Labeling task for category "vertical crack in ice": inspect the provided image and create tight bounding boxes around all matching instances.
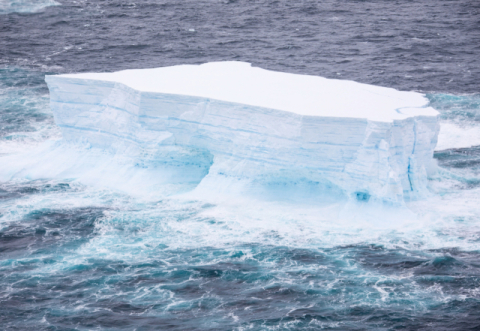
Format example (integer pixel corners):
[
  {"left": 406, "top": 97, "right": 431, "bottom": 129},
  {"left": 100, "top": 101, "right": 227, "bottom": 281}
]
[{"left": 407, "top": 120, "right": 417, "bottom": 192}]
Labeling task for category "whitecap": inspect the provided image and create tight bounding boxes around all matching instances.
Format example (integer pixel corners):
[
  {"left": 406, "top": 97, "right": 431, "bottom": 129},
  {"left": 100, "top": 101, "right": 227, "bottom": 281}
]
[{"left": 0, "top": 0, "right": 60, "bottom": 14}]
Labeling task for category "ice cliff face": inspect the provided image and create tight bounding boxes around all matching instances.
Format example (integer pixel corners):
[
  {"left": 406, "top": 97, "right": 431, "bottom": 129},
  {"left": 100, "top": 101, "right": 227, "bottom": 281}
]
[{"left": 45, "top": 62, "right": 439, "bottom": 204}]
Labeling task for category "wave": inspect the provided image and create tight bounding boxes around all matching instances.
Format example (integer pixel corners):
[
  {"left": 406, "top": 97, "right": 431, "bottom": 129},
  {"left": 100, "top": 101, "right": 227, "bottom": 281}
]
[
  {"left": 0, "top": 67, "right": 60, "bottom": 151},
  {"left": 2, "top": 180, "right": 479, "bottom": 330}
]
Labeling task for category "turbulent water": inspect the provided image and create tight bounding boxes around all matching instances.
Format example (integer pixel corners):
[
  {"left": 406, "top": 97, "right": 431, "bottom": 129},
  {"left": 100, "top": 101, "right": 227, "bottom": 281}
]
[{"left": 1, "top": 1, "right": 480, "bottom": 330}]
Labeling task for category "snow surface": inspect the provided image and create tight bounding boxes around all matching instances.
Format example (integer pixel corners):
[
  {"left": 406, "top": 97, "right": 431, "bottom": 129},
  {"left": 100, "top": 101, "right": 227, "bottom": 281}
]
[
  {"left": 61, "top": 61, "right": 437, "bottom": 123},
  {"left": 45, "top": 62, "right": 440, "bottom": 204}
]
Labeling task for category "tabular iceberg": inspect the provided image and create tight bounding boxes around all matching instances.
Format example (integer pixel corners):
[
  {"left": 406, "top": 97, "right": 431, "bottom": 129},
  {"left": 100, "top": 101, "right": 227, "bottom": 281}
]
[{"left": 45, "top": 61, "right": 439, "bottom": 204}]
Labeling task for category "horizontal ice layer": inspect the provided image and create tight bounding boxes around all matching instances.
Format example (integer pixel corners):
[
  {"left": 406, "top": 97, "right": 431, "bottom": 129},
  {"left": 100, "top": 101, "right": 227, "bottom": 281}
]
[{"left": 46, "top": 62, "right": 439, "bottom": 203}]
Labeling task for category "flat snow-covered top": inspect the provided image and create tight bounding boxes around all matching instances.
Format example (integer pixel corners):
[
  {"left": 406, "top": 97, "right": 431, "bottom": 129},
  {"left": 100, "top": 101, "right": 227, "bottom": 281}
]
[{"left": 59, "top": 61, "right": 438, "bottom": 122}]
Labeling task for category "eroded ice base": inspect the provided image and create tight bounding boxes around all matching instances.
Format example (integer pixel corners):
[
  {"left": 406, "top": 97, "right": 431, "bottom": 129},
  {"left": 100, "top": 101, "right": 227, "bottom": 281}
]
[{"left": 43, "top": 62, "right": 439, "bottom": 204}]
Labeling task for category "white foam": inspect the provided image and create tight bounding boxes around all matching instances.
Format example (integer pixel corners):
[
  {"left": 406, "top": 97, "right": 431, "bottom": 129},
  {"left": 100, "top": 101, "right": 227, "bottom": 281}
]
[
  {"left": 60, "top": 61, "right": 438, "bottom": 122},
  {"left": 436, "top": 121, "right": 480, "bottom": 151}
]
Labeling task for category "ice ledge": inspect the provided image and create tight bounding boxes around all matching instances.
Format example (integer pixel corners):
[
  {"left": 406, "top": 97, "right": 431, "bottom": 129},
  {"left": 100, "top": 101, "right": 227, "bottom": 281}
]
[
  {"left": 45, "top": 62, "right": 440, "bottom": 204},
  {"left": 57, "top": 61, "right": 438, "bottom": 123}
]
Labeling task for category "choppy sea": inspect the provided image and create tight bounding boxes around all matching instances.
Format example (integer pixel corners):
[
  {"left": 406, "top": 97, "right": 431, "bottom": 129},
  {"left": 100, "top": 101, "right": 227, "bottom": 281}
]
[{"left": 1, "top": 1, "right": 480, "bottom": 330}]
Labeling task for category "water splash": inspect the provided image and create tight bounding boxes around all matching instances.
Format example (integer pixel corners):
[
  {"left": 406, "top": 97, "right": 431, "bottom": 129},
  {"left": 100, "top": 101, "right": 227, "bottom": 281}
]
[{"left": 429, "top": 93, "right": 480, "bottom": 151}]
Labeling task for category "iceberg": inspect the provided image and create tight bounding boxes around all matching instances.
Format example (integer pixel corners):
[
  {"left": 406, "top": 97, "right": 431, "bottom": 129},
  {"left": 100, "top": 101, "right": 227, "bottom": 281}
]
[{"left": 45, "top": 62, "right": 439, "bottom": 204}]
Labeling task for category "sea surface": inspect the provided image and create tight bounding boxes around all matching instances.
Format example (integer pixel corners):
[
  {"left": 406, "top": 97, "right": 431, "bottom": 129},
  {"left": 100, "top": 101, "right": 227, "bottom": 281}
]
[{"left": 1, "top": 1, "right": 480, "bottom": 330}]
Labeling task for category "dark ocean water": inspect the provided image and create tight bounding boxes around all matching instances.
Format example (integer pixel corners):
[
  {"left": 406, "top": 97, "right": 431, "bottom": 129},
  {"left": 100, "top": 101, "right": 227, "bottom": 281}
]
[{"left": 1, "top": 1, "right": 480, "bottom": 330}]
